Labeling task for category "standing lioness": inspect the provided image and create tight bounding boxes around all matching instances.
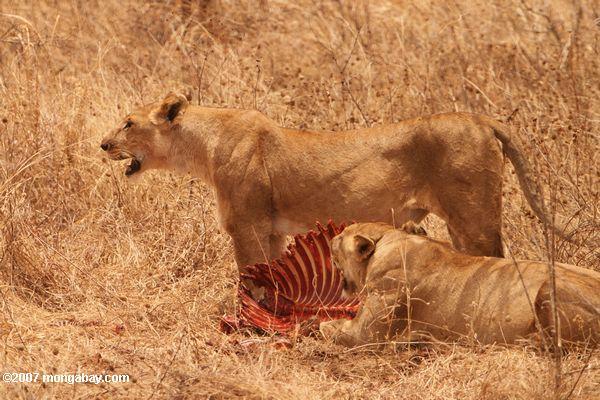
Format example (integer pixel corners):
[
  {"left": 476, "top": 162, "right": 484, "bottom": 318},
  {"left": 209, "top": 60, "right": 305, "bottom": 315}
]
[
  {"left": 101, "top": 93, "right": 556, "bottom": 268},
  {"left": 321, "top": 222, "right": 599, "bottom": 347}
]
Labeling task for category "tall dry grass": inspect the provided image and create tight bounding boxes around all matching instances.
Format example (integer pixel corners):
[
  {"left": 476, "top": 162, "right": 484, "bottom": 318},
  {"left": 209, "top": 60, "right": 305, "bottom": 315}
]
[{"left": 0, "top": 0, "right": 598, "bottom": 398}]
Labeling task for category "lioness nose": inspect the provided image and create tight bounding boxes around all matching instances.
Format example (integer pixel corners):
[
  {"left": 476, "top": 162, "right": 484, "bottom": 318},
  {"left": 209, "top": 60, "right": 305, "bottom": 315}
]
[{"left": 100, "top": 142, "right": 111, "bottom": 151}]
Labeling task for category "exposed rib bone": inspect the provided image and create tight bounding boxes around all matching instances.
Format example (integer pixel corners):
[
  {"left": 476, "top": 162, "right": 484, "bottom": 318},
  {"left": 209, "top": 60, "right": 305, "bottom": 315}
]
[{"left": 221, "top": 220, "right": 360, "bottom": 334}]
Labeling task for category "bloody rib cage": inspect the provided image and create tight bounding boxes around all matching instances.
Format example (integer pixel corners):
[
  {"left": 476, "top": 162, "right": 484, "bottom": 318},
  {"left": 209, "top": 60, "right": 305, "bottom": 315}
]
[{"left": 221, "top": 221, "right": 360, "bottom": 334}]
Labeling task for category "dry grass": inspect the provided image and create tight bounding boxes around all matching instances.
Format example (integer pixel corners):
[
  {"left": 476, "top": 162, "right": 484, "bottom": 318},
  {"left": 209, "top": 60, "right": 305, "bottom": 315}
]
[{"left": 0, "top": 0, "right": 599, "bottom": 398}]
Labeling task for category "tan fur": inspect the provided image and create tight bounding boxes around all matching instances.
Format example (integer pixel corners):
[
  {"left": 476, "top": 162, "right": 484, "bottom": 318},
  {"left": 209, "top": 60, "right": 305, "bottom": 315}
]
[
  {"left": 322, "top": 223, "right": 600, "bottom": 347},
  {"left": 101, "top": 92, "right": 557, "bottom": 268}
]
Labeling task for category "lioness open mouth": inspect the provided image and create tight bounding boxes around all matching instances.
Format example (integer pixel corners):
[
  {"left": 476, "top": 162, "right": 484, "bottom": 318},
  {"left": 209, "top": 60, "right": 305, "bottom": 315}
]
[{"left": 125, "top": 158, "right": 141, "bottom": 176}]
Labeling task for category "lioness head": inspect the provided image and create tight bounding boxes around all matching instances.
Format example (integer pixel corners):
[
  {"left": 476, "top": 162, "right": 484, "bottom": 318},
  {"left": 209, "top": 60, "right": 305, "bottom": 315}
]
[
  {"left": 331, "top": 222, "right": 428, "bottom": 297},
  {"left": 331, "top": 222, "right": 393, "bottom": 297},
  {"left": 100, "top": 93, "right": 189, "bottom": 177}
]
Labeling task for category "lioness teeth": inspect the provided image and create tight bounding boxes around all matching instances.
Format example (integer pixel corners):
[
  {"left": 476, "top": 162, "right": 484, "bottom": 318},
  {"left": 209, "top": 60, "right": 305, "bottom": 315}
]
[{"left": 125, "top": 158, "right": 141, "bottom": 176}]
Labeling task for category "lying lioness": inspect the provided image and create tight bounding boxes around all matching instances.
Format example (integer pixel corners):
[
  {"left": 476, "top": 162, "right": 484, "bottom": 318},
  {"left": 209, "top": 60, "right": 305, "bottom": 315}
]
[
  {"left": 101, "top": 93, "right": 560, "bottom": 269},
  {"left": 320, "top": 222, "right": 599, "bottom": 347}
]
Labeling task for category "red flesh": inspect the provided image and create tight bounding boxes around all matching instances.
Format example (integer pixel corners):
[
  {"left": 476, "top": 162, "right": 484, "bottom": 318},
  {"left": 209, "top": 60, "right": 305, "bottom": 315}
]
[{"left": 222, "top": 221, "right": 360, "bottom": 334}]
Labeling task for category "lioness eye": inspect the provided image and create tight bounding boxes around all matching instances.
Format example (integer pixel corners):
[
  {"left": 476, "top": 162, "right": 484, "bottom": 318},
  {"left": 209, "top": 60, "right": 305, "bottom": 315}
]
[{"left": 123, "top": 120, "right": 133, "bottom": 130}]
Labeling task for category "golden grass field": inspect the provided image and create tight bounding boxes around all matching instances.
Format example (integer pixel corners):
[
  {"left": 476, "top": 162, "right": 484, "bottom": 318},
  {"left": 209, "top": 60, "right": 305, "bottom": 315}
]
[{"left": 1, "top": 0, "right": 599, "bottom": 398}]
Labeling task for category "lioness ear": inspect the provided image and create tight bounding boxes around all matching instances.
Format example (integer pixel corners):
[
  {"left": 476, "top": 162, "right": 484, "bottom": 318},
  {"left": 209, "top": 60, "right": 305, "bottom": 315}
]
[
  {"left": 150, "top": 92, "right": 189, "bottom": 125},
  {"left": 400, "top": 221, "right": 428, "bottom": 236},
  {"left": 353, "top": 235, "right": 376, "bottom": 261}
]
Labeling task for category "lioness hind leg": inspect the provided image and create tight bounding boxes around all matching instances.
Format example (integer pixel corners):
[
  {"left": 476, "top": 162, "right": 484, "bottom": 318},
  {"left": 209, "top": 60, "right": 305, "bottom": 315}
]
[
  {"left": 445, "top": 216, "right": 503, "bottom": 257},
  {"left": 535, "top": 280, "right": 600, "bottom": 348},
  {"left": 441, "top": 184, "right": 504, "bottom": 257},
  {"left": 394, "top": 208, "right": 429, "bottom": 227}
]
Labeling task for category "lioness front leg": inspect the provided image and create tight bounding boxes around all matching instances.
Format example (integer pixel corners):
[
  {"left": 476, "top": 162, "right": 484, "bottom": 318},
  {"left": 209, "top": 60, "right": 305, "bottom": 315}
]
[
  {"left": 320, "top": 293, "right": 402, "bottom": 347},
  {"left": 217, "top": 187, "right": 287, "bottom": 268},
  {"left": 226, "top": 223, "right": 285, "bottom": 300},
  {"left": 220, "top": 199, "right": 288, "bottom": 299},
  {"left": 231, "top": 232, "right": 266, "bottom": 267},
  {"left": 228, "top": 226, "right": 284, "bottom": 267}
]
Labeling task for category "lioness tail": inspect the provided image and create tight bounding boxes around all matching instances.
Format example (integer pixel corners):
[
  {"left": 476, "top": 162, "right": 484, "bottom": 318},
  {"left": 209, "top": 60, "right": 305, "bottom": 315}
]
[{"left": 483, "top": 116, "right": 568, "bottom": 239}]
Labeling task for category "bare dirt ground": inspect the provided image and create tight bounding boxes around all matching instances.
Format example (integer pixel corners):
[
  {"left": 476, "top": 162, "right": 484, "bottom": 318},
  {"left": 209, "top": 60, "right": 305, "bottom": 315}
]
[{"left": 0, "top": 0, "right": 598, "bottom": 398}]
